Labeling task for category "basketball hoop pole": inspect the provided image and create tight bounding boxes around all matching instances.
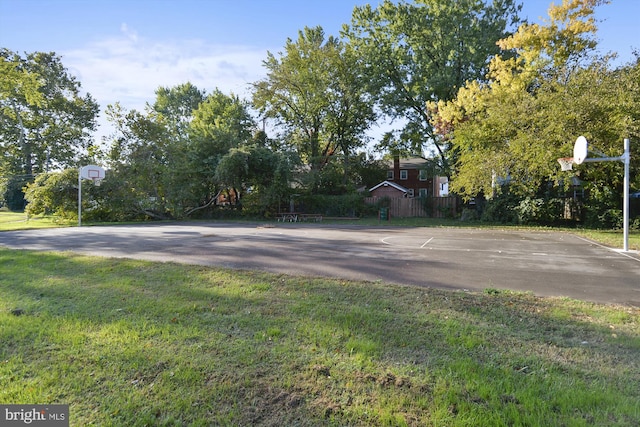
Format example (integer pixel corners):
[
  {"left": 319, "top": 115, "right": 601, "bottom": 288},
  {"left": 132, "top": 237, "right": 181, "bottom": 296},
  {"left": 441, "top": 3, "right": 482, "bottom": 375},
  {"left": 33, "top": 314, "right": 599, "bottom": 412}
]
[
  {"left": 78, "top": 165, "right": 106, "bottom": 227},
  {"left": 78, "top": 167, "right": 82, "bottom": 227},
  {"left": 592, "top": 138, "right": 630, "bottom": 252},
  {"left": 569, "top": 138, "right": 630, "bottom": 251},
  {"left": 623, "top": 138, "right": 630, "bottom": 252}
]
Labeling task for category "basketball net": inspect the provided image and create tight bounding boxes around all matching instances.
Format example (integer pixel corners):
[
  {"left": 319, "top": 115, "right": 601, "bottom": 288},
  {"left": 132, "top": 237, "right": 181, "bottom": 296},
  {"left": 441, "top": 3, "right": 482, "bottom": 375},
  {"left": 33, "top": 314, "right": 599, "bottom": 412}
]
[{"left": 557, "top": 157, "right": 574, "bottom": 171}]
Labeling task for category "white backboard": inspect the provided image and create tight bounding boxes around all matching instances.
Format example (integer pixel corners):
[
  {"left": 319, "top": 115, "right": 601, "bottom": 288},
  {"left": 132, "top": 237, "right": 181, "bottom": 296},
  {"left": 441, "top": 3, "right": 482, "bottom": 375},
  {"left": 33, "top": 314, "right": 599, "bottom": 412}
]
[
  {"left": 80, "top": 165, "right": 105, "bottom": 180},
  {"left": 573, "top": 136, "right": 588, "bottom": 165}
]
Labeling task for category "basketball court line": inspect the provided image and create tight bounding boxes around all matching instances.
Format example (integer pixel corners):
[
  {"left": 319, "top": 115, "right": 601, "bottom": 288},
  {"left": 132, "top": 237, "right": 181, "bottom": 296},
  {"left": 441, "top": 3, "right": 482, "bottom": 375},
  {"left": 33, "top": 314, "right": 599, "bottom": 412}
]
[
  {"left": 420, "top": 237, "right": 434, "bottom": 248},
  {"left": 378, "top": 231, "right": 640, "bottom": 264},
  {"left": 573, "top": 235, "right": 640, "bottom": 263}
]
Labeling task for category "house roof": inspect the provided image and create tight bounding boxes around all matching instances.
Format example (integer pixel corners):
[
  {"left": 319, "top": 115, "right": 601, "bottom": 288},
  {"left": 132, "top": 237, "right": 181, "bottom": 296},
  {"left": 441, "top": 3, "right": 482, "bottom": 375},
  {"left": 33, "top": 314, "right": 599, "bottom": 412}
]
[
  {"left": 369, "top": 180, "right": 409, "bottom": 193},
  {"left": 387, "top": 157, "right": 430, "bottom": 169}
]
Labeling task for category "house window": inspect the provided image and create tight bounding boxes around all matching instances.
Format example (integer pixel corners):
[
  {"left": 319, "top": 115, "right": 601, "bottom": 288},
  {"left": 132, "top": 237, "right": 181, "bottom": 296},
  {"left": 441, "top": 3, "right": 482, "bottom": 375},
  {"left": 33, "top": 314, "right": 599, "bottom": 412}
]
[
  {"left": 407, "top": 189, "right": 414, "bottom": 197},
  {"left": 400, "top": 170, "right": 408, "bottom": 180},
  {"left": 419, "top": 169, "right": 428, "bottom": 181},
  {"left": 419, "top": 188, "right": 428, "bottom": 197},
  {"left": 387, "top": 170, "right": 394, "bottom": 180}
]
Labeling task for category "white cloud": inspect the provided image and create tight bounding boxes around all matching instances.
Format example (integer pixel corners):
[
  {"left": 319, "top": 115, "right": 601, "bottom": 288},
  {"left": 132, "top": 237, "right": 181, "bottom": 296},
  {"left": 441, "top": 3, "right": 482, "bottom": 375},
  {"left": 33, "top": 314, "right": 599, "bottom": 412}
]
[
  {"left": 61, "top": 25, "right": 269, "bottom": 141},
  {"left": 119, "top": 23, "right": 139, "bottom": 43}
]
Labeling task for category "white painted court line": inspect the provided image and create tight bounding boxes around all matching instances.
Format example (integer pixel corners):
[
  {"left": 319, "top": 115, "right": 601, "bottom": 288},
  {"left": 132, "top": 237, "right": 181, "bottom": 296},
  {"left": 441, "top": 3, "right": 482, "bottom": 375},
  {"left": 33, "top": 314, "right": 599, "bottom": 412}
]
[
  {"left": 378, "top": 233, "right": 636, "bottom": 262},
  {"left": 573, "top": 235, "right": 640, "bottom": 263},
  {"left": 421, "top": 237, "right": 434, "bottom": 248},
  {"left": 380, "top": 236, "right": 435, "bottom": 248},
  {"left": 380, "top": 236, "right": 393, "bottom": 245}
]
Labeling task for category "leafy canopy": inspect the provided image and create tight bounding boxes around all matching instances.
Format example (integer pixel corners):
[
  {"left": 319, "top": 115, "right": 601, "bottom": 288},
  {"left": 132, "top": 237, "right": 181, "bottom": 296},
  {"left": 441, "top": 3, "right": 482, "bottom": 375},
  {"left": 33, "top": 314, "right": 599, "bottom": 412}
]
[
  {"left": 252, "top": 25, "right": 376, "bottom": 192},
  {"left": 1, "top": 49, "right": 99, "bottom": 209},
  {"left": 431, "top": 0, "right": 640, "bottom": 200},
  {"left": 344, "top": 0, "right": 522, "bottom": 168}
]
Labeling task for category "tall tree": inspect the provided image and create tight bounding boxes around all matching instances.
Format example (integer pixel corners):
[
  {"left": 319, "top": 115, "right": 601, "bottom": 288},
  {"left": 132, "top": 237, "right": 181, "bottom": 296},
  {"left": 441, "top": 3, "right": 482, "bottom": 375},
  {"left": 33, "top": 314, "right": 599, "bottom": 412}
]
[
  {"left": 430, "top": 0, "right": 638, "bottom": 200},
  {"left": 324, "top": 42, "right": 377, "bottom": 186},
  {"left": 149, "top": 83, "right": 206, "bottom": 215},
  {"left": 344, "top": 0, "right": 522, "bottom": 170},
  {"left": 252, "top": 26, "right": 376, "bottom": 190},
  {"left": 0, "top": 50, "right": 99, "bottom": 175},
  {"left": 0, "top": 52, "right": 43, "bottom": 108},
  {"left": 0, "top": 49, "right": 99, "bottom": 207},
  {"left": 106, "top": 102, "right": 174, "bottom": 218},
  {"left": 187, "top": 89, "right": 255, "bottom": 203},
  {"left": 150, "top": 82, "right": 205, "bottom": 136}
]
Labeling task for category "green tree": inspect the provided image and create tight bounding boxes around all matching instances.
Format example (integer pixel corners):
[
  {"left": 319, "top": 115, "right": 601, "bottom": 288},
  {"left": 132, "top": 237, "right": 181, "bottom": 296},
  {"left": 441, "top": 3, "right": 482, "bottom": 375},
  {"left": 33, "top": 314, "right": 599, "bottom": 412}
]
[
  {"left": 187, "top": 89, "right": 255, "bottom": 211},
  {"left": 23, "top": 169, "right": 78, "bottom": 220},
  {"left": 149, "top": 83, "right": 206, "bottom": 216},
  {"left": 24, "top": 167, "right": 118, "bottom": 222},
  {"left": 215, "top": 143, "right": 294, "bottom": 215},
  {"left": 350, "top": 153, "right": 389, "bottom": 190},
  {"left": 252, "top": 26, "right": 376, "bottom": 191},
  {"left": 430, "top": 1, "right": 611, "bottom": 197},
  {"left": 344, "top": 0, "right": 522, "bottom": 170},
  {"left": 432, "top": 0, "right": 639, "bottom": 221},
  {"left": 322, "top": 41, "right": 377, "bottom": 187},
  {"left": 0, "top": 51, "right": 43, "bottom": 107},
  {"left": 152, "top": 83, "right": 205, "bottom": 132},
  {"left": 104, "top": 86, "right": 255, "bottom": 219},
  {"left": 0, "top": 49, "right": 99, "bottom": 208},
  {"left": 106, "top": 103, "right": 174, "bottom": 218}
]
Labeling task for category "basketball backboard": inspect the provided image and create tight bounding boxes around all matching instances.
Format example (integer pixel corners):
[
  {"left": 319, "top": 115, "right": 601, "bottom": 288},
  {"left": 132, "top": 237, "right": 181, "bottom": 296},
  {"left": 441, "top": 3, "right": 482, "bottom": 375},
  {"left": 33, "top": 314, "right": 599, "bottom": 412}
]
[
  {"left": 80, "top": 165, "right": 105, "bottom": 180},
  {"left": 573, "top": 136, "right": 588, "bottom": 165}
]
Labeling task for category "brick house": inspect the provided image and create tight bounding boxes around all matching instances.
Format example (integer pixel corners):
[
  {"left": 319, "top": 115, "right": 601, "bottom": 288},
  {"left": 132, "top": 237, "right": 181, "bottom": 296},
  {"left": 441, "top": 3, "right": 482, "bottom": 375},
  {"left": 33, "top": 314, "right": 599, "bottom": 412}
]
[
  {"left": 368, "top": 180, "right": 409, "bottom": 198},
  {"left": 367, "top": 156, "right": 456, "bottom": 218},
  {"left": 382, "top": 156, "right": 448, "bottom": 198}
]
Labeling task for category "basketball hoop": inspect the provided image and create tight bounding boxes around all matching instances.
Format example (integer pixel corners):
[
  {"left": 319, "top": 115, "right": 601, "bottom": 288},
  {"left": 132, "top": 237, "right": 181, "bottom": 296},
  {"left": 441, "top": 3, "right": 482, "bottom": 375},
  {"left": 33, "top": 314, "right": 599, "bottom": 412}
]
[
  {"left": 557, "top": 157, "right": 574, "bottom": 171},
  {"left": 78, "top": 165, "right": 106, "bottom": 227}
]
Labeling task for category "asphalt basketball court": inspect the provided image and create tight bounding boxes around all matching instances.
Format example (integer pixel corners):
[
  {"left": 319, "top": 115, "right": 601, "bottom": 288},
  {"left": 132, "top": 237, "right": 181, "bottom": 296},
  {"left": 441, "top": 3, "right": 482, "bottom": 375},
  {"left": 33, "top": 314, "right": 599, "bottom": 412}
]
[{"left": 1, "top": 223, "right": 639, "bottom": 306}]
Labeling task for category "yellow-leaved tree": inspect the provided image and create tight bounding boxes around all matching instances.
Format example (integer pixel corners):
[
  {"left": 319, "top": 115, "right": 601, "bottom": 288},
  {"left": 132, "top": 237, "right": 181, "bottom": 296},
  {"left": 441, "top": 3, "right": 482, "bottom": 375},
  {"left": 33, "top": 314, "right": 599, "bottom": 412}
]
[{"left": 430, "top": 0, "right": 639, "bottom": 207}]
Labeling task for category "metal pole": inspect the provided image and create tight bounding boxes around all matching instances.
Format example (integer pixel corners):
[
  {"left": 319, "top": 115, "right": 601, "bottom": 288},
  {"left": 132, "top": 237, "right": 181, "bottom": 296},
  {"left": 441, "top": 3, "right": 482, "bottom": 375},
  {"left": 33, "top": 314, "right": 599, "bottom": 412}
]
[
  {"left": 579, "top": 138, "right": 631, "bottom": 252},
  {"left": 78, "top": 168, "right": 82, "bottom": 227},
  {"left": 623, "top": 139, "right": 630, "bottom": 252}
]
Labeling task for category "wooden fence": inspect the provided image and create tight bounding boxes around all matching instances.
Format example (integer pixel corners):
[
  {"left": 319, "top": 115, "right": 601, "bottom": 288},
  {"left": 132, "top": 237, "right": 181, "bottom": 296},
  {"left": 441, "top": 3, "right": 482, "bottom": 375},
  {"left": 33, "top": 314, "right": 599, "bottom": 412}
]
[{"left": 364, "top": 196, "right": 459, "bottom": 218}]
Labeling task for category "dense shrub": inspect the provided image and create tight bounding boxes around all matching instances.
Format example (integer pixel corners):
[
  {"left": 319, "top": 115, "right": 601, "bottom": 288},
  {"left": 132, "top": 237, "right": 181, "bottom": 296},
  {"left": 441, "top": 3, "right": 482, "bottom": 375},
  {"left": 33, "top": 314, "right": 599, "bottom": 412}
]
[
  {"left": 516, "top": 197, "right": 565, "bottom": 225},
  {"left": 24, "top": 170, "right": 150, "bottom": 222},
  {"left": 583, "top": 185, "right": 621, "bottom": 228},
  {"left": 460, "top": 208, "right": 479, "bottom": 221},
  {"left": 480, "top": 189, "right": 580, "bottom": 226},
  {"left": 480, "top": 193, "right": 519, "bottom": 224},
  {"left": 586, "top": 208, "right": 623, "bottom": 229}
]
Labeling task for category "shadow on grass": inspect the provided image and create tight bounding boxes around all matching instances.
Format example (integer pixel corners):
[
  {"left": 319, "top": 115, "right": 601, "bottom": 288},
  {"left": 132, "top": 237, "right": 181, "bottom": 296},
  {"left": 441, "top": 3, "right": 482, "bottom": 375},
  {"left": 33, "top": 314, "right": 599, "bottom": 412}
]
[{"left": 1, "top": 248, "right": 639, "bottom": 426}]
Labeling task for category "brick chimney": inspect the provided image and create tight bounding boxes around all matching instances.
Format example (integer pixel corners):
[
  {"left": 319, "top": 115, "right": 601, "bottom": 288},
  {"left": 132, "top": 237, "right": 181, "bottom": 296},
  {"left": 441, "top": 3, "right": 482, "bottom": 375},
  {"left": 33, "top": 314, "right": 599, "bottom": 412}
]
[{"left": 393, "top": 155, "right": 400, "bottom": 182}]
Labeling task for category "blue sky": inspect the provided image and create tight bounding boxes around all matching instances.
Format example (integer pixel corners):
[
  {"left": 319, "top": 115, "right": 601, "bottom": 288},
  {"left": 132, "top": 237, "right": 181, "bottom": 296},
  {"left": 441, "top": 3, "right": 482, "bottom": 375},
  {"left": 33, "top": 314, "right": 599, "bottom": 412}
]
[{"left": 1, "top": 0, "right": 638, "bottom": 141}]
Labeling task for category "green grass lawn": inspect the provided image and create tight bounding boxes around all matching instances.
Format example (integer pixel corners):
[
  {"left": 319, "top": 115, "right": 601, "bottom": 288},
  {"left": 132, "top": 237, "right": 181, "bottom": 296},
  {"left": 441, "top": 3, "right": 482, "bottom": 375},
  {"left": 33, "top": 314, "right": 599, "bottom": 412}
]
[
  {"left": 1, "top": 248, "right": 638, "bottom": 426},
  {"left": 0, "top": 210, "right": 73, "bottom": 231}
]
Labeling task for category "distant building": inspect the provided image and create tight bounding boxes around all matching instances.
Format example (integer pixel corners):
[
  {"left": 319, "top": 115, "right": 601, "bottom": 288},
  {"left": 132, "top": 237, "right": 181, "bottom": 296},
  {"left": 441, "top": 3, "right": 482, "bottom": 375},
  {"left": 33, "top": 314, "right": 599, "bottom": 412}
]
[
  {"left": 368, "top": 180, "right": 409, "bottom": 199},
  {"left": 378, "top": 156, "right": 448, "bottom": 198}
]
